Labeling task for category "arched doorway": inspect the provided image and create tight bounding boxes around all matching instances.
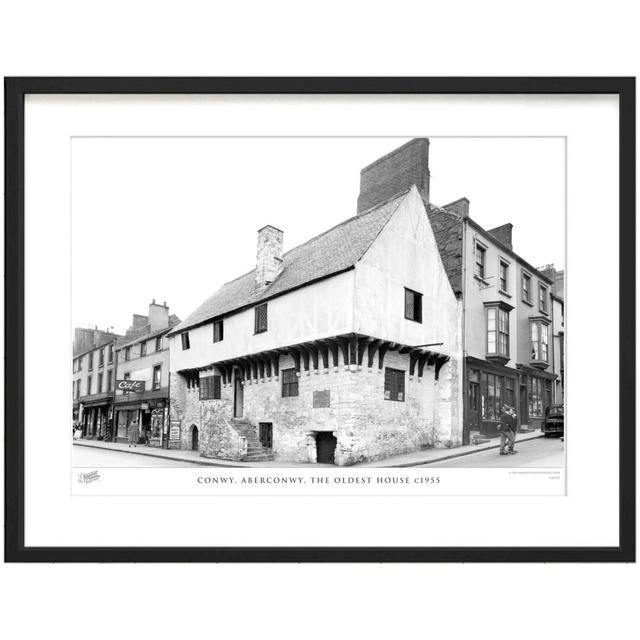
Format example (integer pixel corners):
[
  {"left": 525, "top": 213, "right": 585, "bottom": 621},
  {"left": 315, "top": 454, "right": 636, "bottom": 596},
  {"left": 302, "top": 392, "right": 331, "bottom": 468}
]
[{"left": 191, "top": 425, "right": 199, "bottom": 451}]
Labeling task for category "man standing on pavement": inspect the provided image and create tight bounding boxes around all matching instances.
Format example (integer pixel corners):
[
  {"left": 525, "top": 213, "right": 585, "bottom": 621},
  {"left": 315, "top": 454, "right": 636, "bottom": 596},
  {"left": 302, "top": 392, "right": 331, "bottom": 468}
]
[{"left": 499, "top": 405, "right": 517, "bottom": 455}]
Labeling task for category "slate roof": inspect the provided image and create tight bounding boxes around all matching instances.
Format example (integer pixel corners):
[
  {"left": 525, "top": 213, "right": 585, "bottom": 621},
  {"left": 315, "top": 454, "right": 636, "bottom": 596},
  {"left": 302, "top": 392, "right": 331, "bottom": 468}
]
[{"left": 169, "top": 194, "right": 406, "bottom": 335}]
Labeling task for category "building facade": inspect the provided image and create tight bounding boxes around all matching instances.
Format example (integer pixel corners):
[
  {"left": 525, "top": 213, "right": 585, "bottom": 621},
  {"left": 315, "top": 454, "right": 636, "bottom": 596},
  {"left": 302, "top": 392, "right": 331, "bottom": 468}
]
[
  {"left": 168, "top": 184, "right": 463, "bottom": 466},
  {"left": 113, "top": 301, "right": 179, "bottom": 447},
  {"left": 351, "top": 138, "right": 564, "bottom": 441},
  {"left": 72, "top": 327, "right": 121, "bottom": 439}
]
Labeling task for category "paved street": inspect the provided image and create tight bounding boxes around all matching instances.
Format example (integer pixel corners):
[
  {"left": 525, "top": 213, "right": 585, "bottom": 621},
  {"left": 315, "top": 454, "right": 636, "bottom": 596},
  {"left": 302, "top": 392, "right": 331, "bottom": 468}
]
[
  {"left": 73, "top": 444, "right": 205, "bottom": 468},
  {"left": 416, "top": 435, "right": 565, "bottom": 468}
]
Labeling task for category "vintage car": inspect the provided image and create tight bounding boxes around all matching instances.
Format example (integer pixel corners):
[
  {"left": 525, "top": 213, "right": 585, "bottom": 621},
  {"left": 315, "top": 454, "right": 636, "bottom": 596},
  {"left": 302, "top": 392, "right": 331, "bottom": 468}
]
[{"left": 542, "top": 404, "right": 564, "bottom": 437}]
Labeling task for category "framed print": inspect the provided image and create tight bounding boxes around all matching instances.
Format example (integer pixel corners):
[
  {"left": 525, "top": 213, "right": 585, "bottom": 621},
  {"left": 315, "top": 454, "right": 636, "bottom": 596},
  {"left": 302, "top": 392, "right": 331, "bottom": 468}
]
[{"left": 4, "top": 77, "right": 635, "bottom": 562}]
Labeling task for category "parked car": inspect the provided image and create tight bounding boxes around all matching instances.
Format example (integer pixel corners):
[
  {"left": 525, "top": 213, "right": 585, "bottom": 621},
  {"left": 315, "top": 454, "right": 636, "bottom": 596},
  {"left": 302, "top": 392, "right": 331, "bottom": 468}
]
[{"left": 542, "top": 404, "right": 564, "bottom": 437}]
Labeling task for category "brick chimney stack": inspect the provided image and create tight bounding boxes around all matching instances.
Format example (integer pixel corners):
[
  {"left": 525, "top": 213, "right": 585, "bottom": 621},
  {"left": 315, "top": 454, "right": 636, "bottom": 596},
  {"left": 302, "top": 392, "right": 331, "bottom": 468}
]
[
  {"left": 487, "top": 223, "right": 514, "bottom": 250},
  {"left": 357, "top": 138, "right": 430, "bottom": 214},
  {"left": 256, "top": 225, "right": 284, "bottom": 289}
]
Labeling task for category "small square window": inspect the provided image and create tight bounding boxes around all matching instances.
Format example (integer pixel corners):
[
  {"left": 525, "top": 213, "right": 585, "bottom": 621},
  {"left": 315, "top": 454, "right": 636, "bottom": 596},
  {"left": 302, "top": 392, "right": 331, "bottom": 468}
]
[
  {"left": 255, "top": 304, "right": 268, "bottom": 334},
  {"left": 213, "top": 320, "right": 224, "bottom": 343},
  {"left": 404, "top": 288, "right": 422, "bottom": 323},
  {"left": 384, "top": 367, "right": 405, "bottom": 402},
  {"left": 140, "top": 341, "right": 147, "bottom": 357},
  {"left": 181, "top": 332, "right": 191, "bottom": 350},
  {"left": 124, "top": 346, "right": 131, "bottom": 361},
  {"left": 155, "top": 336, "right": 162, "bottom": 351}
]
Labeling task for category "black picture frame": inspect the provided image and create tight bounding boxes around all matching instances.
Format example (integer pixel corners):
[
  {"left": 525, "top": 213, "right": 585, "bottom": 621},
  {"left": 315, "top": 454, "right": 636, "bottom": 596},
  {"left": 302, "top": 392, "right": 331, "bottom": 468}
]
[{"left": 4, "top": 77, "right": 635, "bottom": 563}]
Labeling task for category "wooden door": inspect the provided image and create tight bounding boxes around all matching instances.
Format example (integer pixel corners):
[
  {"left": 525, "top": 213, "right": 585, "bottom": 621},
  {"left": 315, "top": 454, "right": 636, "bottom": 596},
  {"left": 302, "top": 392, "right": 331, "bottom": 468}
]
[
  {"left": 259, "top": 423, "right": 273, "bottom": 449},
  {"left": 234, "top": 373, "right": 243, "bottom": 418}
]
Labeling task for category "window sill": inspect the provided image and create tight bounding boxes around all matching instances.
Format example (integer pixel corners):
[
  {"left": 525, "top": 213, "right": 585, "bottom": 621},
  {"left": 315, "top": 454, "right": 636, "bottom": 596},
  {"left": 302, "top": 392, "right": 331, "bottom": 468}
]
[
  {"left": 485, "top": 353, "right": 510, "bottom": 366},
  {"left": 473, "top": 274, "right": 490, "bottom": 287},
  {"left": 522, "top": 298, "right": 533, "bottom": 307},
  {"left": 538, "top": 309, "right": 549, "bottom": 316},
  {"left": 498, "top": 289, "right": 512, "bottom": 298},
  {"left": 404, "top": 316, "right": 423, "bottom": 324},
  {"left": 529, "top": 359, "right": 550, "bottom": 370}
]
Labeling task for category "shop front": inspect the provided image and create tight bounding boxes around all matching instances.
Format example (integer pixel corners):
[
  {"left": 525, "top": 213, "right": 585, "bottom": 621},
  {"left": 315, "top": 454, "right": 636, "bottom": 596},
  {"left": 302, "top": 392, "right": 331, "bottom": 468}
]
[
  {"left": 114, "top": 398, "right": 168, "bottom": 447},
  {"left": 465, "top": 357, "right": 556, "bottom": 438},
  {"left": 80, "top": 398, "right": 114, "bottom": 440}
]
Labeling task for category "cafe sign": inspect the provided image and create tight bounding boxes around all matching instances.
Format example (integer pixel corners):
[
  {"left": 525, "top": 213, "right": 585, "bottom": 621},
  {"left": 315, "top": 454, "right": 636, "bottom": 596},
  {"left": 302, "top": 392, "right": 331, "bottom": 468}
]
[{"left": 116, "top": 379, "right": 146, "bottom": 393}]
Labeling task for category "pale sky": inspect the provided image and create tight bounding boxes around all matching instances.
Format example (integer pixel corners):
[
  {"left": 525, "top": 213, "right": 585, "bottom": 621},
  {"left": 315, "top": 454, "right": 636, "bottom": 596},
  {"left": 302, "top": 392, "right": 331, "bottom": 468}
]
[{"left": 71, "top": 137, "right": 565, "bottom": 334}]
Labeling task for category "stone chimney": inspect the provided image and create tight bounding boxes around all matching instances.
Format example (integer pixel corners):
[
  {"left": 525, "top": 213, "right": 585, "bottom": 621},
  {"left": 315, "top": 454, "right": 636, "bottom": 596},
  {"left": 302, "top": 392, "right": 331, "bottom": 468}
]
[
  {"left": 357, "top": 138, "right": 430, "bottom": 214},
  {"left": 443, "top": 197, "right": 470, "bottom": 219},
  {"left": 537, "top": 264, "right": 564, "bottom": 297},
  {"left": 148, "top": 299, "right": 170, "bottom": 331},
  {"left": 487, "top": 223, "right": 513, "bottom": 250},
  {"left": 256, "top": 225, "right": 284, "bottom": 289}
]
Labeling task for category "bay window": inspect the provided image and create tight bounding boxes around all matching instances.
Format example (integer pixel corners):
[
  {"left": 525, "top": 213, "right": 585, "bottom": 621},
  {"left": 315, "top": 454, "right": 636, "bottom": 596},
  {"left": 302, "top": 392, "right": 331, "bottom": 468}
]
[
  {"left": 484, "top": 301, "right": 512, "bottom": 364},
  {"left": 529, "top": 317, "right": 550, "bottom": 368}
]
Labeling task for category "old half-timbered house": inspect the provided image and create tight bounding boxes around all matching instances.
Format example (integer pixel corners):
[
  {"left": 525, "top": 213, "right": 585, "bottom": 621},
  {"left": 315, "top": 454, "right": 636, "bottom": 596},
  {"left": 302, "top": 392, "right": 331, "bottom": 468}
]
[{"left": 167, "top": 182, "right": 463, "bottom": 465}]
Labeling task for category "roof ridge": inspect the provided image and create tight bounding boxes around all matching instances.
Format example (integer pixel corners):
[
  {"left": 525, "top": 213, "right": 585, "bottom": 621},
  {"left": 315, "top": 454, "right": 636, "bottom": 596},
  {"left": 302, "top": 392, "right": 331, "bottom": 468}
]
[{"left": 216, "top": 192, "right": 409, "bottom": 289}]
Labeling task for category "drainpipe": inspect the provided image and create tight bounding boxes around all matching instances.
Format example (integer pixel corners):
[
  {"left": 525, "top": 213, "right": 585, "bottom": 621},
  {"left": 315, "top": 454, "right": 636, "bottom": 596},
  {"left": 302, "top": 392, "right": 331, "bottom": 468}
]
[{"left": 461, "top": 219, "right": 468, "bottom": 444}]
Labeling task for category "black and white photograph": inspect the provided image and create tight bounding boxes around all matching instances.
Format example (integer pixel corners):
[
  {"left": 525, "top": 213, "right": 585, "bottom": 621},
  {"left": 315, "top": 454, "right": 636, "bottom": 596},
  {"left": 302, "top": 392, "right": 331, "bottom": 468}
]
[
  {"left": 5, "top": 77, "right": 632, "bottom": 564},
  {"left": 70, "top": 136, "right": 565, "bottom": 474}
]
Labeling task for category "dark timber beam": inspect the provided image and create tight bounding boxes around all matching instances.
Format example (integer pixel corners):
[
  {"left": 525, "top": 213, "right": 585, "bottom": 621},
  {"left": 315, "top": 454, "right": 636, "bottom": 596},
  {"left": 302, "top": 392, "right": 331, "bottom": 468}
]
[
  {"left": 435, "top": 356, "right": 449, "bottom": 381},
  {"left": 298, "top": 345, "right": 310, "bottom": 372},
  {"left": 367, "top": 340, "right": 381, "bottom": 368},
  {"left": 288, "top": 349, "right": 301, "bottom": 374},
  {"left": 409, "top": 351, "right": 421, "bottom": 377},
  {"left": 357, "top": 337, "right": 371, "bottom": 366},
  {"left": 378, "top": 342, "right": 390, "bottom": 369},
  {"left": 324, "top": 339, "right": 341, "bottom": 368},
  {"left": 307, "top": 343, "right": 319, "bottom": 371},
  {"left": 349, "top": 335, "right": 358, "bottom": 365},
  {"left": 417, "top": 352, "right": 430, "bottom": 377},
  {"left": 314, "top": 341, "right": 330, "bottom": 369},
  {"left": 336, "top": 338, "right": 350, "bottom": 368}
]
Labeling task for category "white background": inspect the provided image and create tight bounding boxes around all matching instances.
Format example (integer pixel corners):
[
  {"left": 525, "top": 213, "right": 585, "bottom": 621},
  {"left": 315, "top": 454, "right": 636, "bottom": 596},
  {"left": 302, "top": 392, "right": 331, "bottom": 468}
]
[
  {"left": 27, "top": 93, "right": 605, "bottom": 548},
  {"left": 71, "top": 135, "right": 565, "bottom": 331},
  {"left": 1, "top": 3, "right": 638, "bottom": 640}
]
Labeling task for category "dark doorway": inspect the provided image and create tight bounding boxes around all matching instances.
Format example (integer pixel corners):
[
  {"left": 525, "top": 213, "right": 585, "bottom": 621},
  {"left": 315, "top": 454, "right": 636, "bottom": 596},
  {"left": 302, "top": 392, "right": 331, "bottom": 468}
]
[
  {"left": 191, "top": 425, "right": 199, "bottom": 451},
  {"left": 316, "top": 432, "right": 337, "bottom": 464},
  {"left": 234, "top": 373, "right": 243, "bottom": 418},
  {"left": 467, "top": 381, "right": 480, "bottom": 441},
  {"left": 519, "top": 384, "right": 528, "bottom": 427},
  {"left": 141, "top": 410, "right": 151, "bottom": 444},
  {"left": 259, "top": 422, "right": 273, "bottom": 449}
]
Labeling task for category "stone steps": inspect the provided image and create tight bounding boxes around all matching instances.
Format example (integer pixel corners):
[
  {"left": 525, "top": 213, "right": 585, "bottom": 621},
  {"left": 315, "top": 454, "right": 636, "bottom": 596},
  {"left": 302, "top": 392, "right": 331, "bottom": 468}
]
[{"left": 231, "top": 419, "right": 274, "bottom": 462}]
